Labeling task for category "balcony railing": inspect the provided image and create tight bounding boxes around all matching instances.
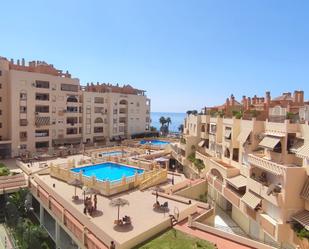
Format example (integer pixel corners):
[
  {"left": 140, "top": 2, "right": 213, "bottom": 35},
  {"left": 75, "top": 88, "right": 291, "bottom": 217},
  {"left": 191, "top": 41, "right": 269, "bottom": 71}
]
[
  {"left": 248, "top": 154, "right": 285, "bottom": 176},
  {"left": 223, "top": 187, "right": 242, "bottom": 208}
]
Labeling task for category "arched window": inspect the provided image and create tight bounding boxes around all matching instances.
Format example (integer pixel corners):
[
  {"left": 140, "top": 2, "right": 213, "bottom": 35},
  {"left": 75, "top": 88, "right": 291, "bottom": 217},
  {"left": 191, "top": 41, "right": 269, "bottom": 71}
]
[
  {"left": 67, "top": 95, "right": 78, "bottom": 103},
  {"left": 94, "top": 117, "right": 103, "bottom": 123},
  {"left": 119, "top": 99, "right": 128, "bottom": 105},
  {"left": 210, "top": 168, "right": 223, "bottom": 182}
]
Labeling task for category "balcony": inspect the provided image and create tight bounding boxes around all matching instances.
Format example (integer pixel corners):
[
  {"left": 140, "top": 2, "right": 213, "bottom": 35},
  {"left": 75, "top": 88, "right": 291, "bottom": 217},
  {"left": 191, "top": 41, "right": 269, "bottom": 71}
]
[
  {"left": 35, "top": 117, "right": 50, "bottom": 127},
  {"left": 259, "top": 213, "right": 277, "bottom": 238},
  {"left": 248, "top": 154, "right": 285, "bottom": 176},
  {"left": 223, "top": 187, "right": 242, "bottom": 208},
  {"left": 208, "top": 158, "right": 240, "bottom": 178}
]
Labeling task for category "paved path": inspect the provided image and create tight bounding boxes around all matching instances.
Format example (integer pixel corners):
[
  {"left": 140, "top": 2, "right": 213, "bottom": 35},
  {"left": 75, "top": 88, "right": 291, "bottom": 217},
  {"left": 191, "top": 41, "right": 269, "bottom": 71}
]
[
  {"left": 174, "top": 219, "right": 254, "bottom": 249},
  {"left": 0, "top": 224, "right": 14, "bottom": 249}
]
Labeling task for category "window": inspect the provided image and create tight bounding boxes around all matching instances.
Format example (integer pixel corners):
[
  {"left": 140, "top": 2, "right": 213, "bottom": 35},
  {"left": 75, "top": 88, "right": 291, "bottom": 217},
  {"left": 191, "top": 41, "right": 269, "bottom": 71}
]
[
  {"left": 0, "top": 97, "right": 2, "bottom": 102},
  {"left": 35, "top": 80, "right": 49, "bottom": 89},
  {"left": 20, "top": 92, "right": 27, "bottom": 100},
  {"left": 119, "top": 126, "right": 124, "bottom": 132},
  {"left": 19, "top": 132, "right": 27, "bottom": 140},
  {"left": 61, "top": 83, "right": 78, "bottom": 92},
  {"left": 0, "top": 84, "right": 2, "bottom": 88},
  {"left": 20, "top": 144, "right": 27, "bottom": 150},
  {"left": 35, "top": 93, "right": 49, "bottom": 101},
  {"left": 94, "top": 117, "right": 103, "bottom": 123},
  {"left": 67, "top": 117, "right": 78, "bottom": 125},
  {"left": 19, "top": 119, "right": 28, "bottom": 126},
  {"left": 94, "top": 97, "right": 104, "bottom": 104},
  {"left": 113, "top": 109, "right": 118, "bottom": 114},
  {"left": 35, "top": 130, "right": 49, "bottom": 137},
  {"left": 0, "top": 70, "right": 2, "bottom": 76},
  {"left": 35, "top": 105, "right": 49, "bottom": 113},
  {"left": 113, "top": 127, "right": 117, "bottom": 133},
  {"left": 0, "top": 110, "right": 1, "bottom": 115},
  {"left": 66, "top": 128, "right": 78, "bottom": 135},
  {"left": 94, "top": 107, "right": 104, "bottom": 113},
  {"left": 35, "top": 141, "right": 49, "bottom": 149},
  {"left": 113, "top": 118, "right": 117, "bottom": 124},
  {"left": 20, "top": 106, "right": 27, "bottom": 113},
  {"left": 94, "top": 127, "right": 103, "bottom": 133},
  {"left": 67, "top": 106, "right": 78, "bottom": 113},
  {"left": 67, "top": 95, "right": 78, "bottom": 102},
  {"left": 0, "top": 123, "right": 2, "bottom": 128}
]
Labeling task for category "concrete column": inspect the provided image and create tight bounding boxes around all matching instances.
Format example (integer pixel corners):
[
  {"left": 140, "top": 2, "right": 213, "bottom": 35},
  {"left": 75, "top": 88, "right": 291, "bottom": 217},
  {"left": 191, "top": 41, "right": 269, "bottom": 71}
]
[
  {"left": 39, "top": 204, "right": 44, "bottom": 224},
  {"left": 55, "top": 222, "right": 60, "bottom": 249}
]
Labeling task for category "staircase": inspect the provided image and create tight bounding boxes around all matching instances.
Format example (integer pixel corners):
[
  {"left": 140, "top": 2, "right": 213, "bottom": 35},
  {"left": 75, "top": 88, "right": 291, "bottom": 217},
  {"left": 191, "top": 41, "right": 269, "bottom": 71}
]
[
  {"left": 169, "top": 214, "right": 178, "bottom": 226},
  {"left": 139, "top": 170, "right": 167, "bottom": 190}
]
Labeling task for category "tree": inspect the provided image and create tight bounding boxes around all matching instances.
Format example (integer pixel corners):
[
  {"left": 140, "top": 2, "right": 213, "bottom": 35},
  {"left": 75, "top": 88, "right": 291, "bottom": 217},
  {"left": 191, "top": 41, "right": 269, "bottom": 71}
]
[
  {"left": 159, "top": 116, "right": 166, "bottom": 128},
  {"left": 166, "top": 117, "right": 172, "bottom": 129}
]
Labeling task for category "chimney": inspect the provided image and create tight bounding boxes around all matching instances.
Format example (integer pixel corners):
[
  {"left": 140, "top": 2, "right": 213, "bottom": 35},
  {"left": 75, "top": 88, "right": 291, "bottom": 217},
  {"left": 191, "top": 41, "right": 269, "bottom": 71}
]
[
  {"left": 231, "top": 94, "right": 235, "bottom": 106},
  {"left": 299, "top": 91, "right": 304, "bottom": 105},
  {"left": 10, "top": 59, "right": 14, "bottom": 64},
  {"left": 265, "top": 91, "right": 271, "bottom": 105},
  {"left": 247, "top": 97, "right": 251, "bottom": 109}
]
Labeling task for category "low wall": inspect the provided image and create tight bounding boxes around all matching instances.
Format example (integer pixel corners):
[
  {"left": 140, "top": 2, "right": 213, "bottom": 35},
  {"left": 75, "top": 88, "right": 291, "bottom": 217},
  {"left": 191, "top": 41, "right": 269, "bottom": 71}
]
[
  {"left": 191, "top": 221, "right": 275, "bottom": 249},
  {"left": 176, "top": 180, "right": 207, "bottom": 200}
]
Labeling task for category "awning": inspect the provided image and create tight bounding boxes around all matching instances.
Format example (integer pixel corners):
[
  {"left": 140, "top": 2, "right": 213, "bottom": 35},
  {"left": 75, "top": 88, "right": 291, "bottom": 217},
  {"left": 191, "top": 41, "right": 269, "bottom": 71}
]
[
  {"left": 259, "top": 136, "right": 281, "bottom": 149},
  {"left": 297, "top": 144, "right": 309, "bottom": 158},
  {"left": 237, "top": 129, "right": 251, "bottom": 143},
  {"left": 225, "top": 129, "right": 232, "bottom": 139},
  {"left": 292, "top": 210, "right": 309, "bottom": 230},
  {"left": 264, "top": 131, "right": 285, "bottom": 137},
  {"left": 226, "top": 175, "right": 247, "bottom": 189},
  {"left": 289, "top": 140, "right": 304, "bottom": 153},
  {"left": 300, "top": 177, "right": 309, "bottom": 200},
  {"left": 241, "top": 191, "right": 261, "bottom": 209},
  {"left": 154, "top": 157, "right": 169, "bottom": 162},
  {"left": 198, "top": 140, "right": 206, "bottom": 147},
  {"left": 53, "top": 137, "right": 81, "bottom": 145}
]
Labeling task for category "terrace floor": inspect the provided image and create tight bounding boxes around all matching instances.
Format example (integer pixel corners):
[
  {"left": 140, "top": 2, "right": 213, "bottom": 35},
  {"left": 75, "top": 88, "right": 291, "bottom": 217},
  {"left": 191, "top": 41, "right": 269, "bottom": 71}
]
[{"left": 36, "top": 174, "right": 195, "bottom": 247}]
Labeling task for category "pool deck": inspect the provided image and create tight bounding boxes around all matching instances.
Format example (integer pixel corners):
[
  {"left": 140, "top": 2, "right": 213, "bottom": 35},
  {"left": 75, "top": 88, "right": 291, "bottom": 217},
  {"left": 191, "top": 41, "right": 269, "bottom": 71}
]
[{"left": 33, "top": 174, "right": 196, "bottom": 249}]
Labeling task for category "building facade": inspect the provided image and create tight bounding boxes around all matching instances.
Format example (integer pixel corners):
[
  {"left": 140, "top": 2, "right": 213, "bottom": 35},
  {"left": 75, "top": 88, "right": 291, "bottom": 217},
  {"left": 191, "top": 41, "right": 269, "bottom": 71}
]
[
  {"left": 0, "top": 56, "right": 151, "bottom": 158},
  {"left": 172, "top": 91, "right": 309, "bottom": 249}
]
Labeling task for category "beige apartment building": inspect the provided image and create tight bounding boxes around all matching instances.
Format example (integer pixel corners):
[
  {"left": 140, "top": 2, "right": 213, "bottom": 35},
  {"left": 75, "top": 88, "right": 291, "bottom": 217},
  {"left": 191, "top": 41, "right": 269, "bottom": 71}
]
[
  {"left": 172, "top": 92, "right": 309, "bottom": 249},
  {"left": 0, "top": 56, "right": 150, "bottom": 158},
  {"left": 82, "top": 84, "right": 151, "bottom": 144}
]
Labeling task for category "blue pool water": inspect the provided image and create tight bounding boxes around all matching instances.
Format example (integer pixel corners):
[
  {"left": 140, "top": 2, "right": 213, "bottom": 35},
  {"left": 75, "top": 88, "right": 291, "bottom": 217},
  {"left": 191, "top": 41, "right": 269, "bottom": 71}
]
[
  {"left": 100, "top": 151, "right": 126, "bottom": 157},
  {"left": 71, "top": 162, "right": 144, "bottom": 181},
  {"left": 140, "top": 140, "right": 170, "bottom": 146}
]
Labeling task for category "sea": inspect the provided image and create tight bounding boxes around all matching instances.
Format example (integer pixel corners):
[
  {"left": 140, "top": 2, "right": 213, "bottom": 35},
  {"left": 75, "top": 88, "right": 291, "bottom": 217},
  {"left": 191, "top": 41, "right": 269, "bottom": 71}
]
[{"left": 151, "top": 112, "right": 186, "bottom": 132}]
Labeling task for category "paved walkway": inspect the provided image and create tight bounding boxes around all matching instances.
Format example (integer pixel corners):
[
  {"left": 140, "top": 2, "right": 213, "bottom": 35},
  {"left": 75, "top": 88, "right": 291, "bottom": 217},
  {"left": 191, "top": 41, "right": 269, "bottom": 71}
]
[
  {"left": 174, "top": 219, "right": 254, "bottom": 249},
  {"left": 0, "top": 224, "right": 14, "bottom": 249}
]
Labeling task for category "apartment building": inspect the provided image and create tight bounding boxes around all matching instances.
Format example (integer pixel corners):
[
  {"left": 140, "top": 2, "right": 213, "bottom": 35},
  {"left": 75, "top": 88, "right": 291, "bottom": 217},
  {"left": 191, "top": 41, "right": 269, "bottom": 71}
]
[
  {"left": 0, "top": 56, "right": 151, "bottom": 158},
  {"left": 173, "top": 91, "right": 309, "bottom": 249},
  {"left": 82, "top": 83, "right": 151, "bottom": 144}
]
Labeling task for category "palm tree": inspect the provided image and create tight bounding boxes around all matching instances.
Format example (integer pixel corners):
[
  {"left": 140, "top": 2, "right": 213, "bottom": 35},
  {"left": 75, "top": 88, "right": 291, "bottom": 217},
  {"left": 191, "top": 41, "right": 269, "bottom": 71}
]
[
  {"left": 159, "top": 116, "right": 166, "bottom": 128},
  {"left": 166, "top": 117, "right": 172, "bottom": 129}
]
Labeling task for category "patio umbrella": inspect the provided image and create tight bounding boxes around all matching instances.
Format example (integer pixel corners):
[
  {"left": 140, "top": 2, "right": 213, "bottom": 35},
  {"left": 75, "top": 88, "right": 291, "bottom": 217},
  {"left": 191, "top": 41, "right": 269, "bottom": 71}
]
[
  {"left": 109, "top": 198, "right": 129, "bottom": 221},
  {"left": 82, "top": 186, "right": 99, "bottom": 200},
  {"left": 68, "top": 178, "right": 83, "bottom": 197},
  {"left": 59, "top": 146, "right": 66, "bottom": 150}
]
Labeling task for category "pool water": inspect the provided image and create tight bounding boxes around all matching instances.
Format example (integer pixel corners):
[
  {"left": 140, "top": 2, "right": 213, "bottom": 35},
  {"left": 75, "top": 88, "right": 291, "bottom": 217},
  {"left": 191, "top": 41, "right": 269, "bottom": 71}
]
[
  {"left": 71, "top": 162, "right": 144, "bottom": 181},
  {"left": 100, "top": 151, "right": 126, "bottom": 157},
  {"left": 140, "top": 140, "right": 170, "bottom": 146}
]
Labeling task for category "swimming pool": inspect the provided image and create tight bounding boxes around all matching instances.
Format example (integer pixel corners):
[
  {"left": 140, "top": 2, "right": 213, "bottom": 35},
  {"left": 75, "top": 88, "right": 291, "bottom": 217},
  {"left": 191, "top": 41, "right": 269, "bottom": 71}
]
[
  {"left": 140, "top": 140, "right": 170, "bottom": 146},
  {"left": 99, "top": 151, "right": 126, "bottom": 157},
  {"left": 71, "top": 162, "right": 144, "bottom": 181}
]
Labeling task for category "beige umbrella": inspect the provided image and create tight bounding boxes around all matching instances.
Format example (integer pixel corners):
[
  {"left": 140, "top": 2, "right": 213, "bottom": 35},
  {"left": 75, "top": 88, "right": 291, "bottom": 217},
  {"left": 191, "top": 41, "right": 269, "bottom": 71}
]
[
  {"left": 110, "top": 198, "right": 129, "bottom": 221},
  {"left": 68, "top": 178, "right": 83, "bottom": 197}
]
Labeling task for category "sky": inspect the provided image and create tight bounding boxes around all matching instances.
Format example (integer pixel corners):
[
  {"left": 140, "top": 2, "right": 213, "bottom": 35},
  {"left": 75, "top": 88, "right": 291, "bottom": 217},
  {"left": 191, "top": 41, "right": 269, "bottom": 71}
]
[{"left": 1, "top": 0, "right": 309, "bottom": 112}]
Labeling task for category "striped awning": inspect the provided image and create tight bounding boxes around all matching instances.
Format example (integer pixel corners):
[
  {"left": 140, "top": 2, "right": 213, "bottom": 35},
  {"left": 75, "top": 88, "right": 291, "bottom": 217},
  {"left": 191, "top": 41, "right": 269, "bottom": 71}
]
[
  {"left": 241, "top": 191, "right": 261, "bottom": 209},
  {"left": 292, "top": 210, "right": 309, "bottom": 230},
  {"left": 289, "top": 140, "right": 304, "bottom": 154},
  {"left": 237, "top": 129, "right": 251, "bottom": 143},
  {"left": 226, "top": 175, "right": 247, "bottom": 189},
  {"left": 259, "top": 136, "right": 281, "bottom": 149},
  {"left": 264, "top": 131, "right": 286, "bottom": 137},
  {"left": 225, "top": 129, "right": 232, "bottom": 139},
  {"left": 35, "top": 117, "right": 50, "bottom": 126},
  {"left": 297, "top": 144, "right": 309, "bottom": 158},
  {"left": 198, "top": 140, "right": 206, "bottom": 147},
  {"left": 300, "top": 177, "right": 309, "bottom": 200}
]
